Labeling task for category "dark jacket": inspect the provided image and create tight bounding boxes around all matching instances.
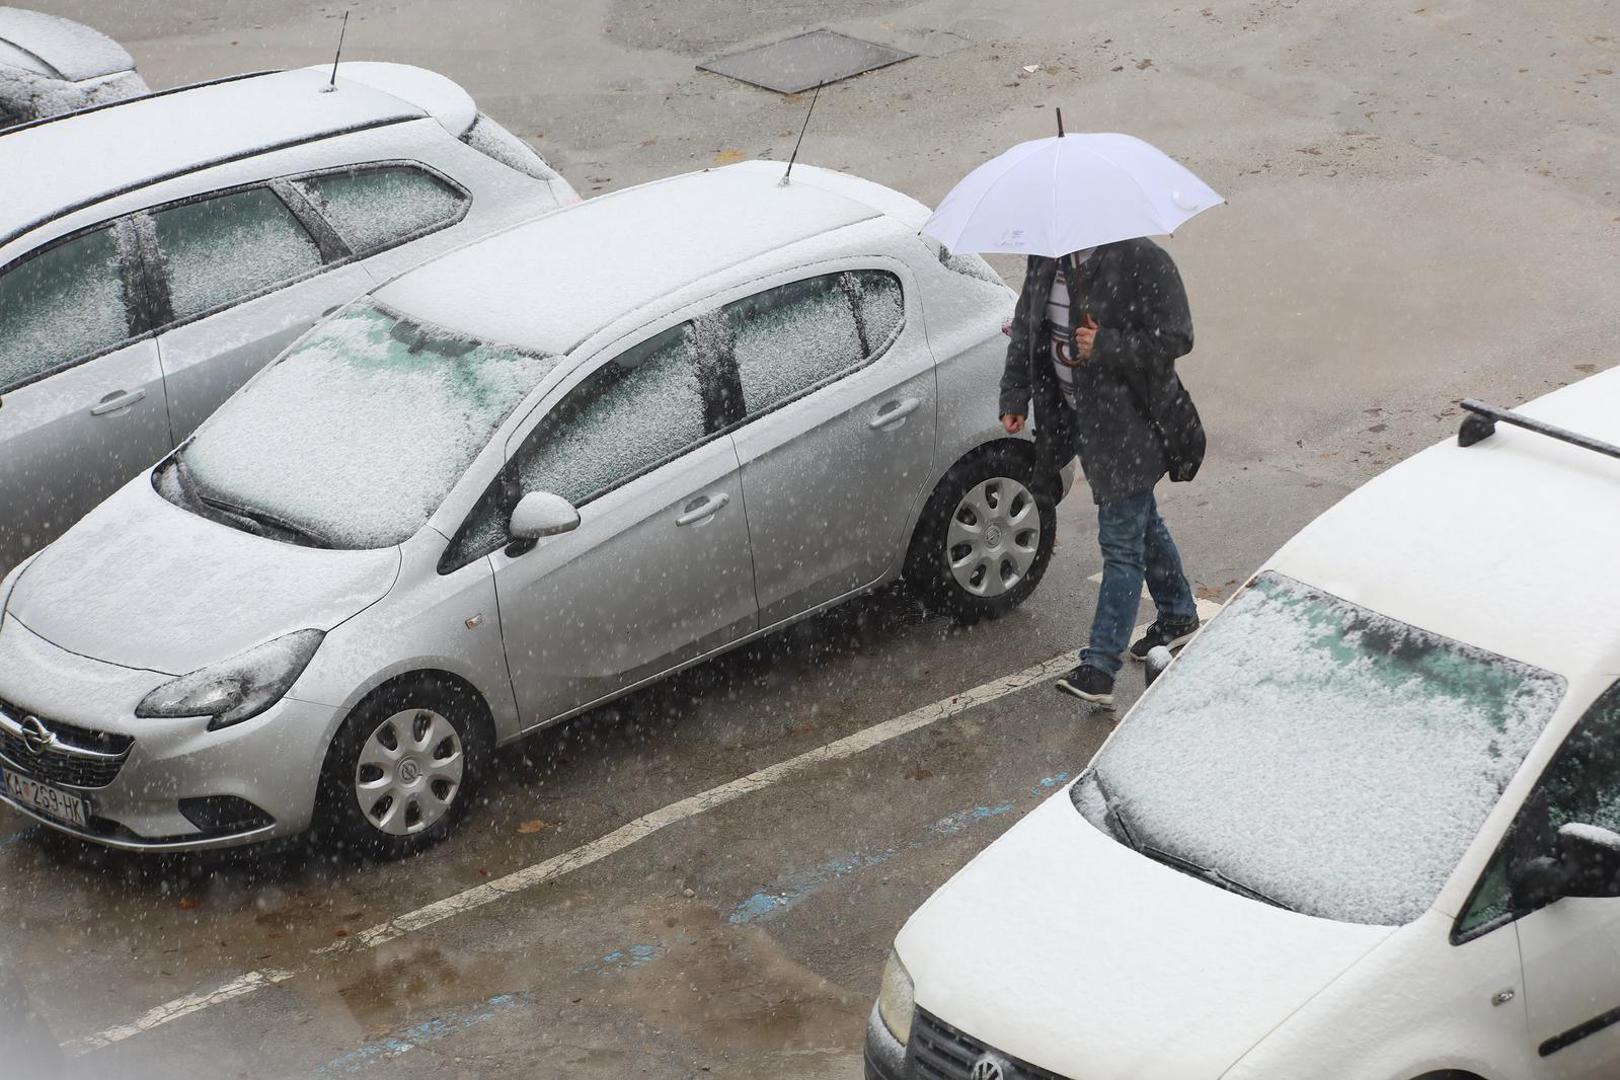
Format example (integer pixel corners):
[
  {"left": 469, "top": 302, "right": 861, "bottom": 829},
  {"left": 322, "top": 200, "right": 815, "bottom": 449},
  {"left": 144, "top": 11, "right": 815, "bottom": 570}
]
[{"left": 999, "top": 237, "right": 1195, "bottom": 504}]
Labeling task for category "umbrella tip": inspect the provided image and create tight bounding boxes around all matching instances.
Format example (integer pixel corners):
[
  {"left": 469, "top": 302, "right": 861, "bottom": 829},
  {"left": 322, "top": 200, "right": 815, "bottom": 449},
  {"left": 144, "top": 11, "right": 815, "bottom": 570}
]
[{"left": 1056, "top": 107, "right": 1065, "bottom": 138}]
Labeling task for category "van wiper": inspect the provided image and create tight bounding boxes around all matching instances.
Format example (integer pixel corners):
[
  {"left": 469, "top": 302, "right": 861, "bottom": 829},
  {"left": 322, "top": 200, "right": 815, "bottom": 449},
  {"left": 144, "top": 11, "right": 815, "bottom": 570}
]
[{"left": 1090, "top": 771, "right": 1295, "bottom": 912}]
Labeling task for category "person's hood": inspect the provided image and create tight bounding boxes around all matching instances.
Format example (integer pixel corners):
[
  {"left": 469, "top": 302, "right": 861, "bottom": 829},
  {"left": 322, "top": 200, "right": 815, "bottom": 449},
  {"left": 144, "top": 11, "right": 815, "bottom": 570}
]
[
  {"left": 897, "top": 794, "right": 1397, "bottom": 1078},
  {"left": 7, "top": 478, "right": 399, "bottom": 675}
]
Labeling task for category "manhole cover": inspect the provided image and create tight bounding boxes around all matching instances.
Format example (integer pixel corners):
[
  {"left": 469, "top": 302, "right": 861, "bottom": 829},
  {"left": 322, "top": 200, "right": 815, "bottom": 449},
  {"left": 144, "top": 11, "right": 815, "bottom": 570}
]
[{"left": 699, "top": 29, "right": 913, "bottom": 94}]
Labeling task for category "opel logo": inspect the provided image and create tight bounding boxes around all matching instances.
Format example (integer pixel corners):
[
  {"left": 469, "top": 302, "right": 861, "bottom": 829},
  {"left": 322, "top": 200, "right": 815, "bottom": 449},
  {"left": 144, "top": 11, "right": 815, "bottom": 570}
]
[
  {"left": 969, "top": 1055, "right": 1009, "bottom": 1080},
  {"left": 20, "top": 716, "right": 53, "bottom": 756}
]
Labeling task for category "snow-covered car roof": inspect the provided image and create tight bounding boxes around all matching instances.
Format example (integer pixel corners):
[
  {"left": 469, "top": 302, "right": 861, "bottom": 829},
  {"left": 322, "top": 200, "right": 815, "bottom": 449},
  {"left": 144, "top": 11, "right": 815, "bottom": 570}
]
[
  {"left": 0, "top": 6, "right": 135, "bottom": 81},
  {"left": 0, "top": 63, "right": 483, "bottom": 250},
  {"left": 374, "top": 161, "right": 917, "bottom": 357},
  {"left": 1266, "top": 364, "right": 1620, "bottom": 679}
]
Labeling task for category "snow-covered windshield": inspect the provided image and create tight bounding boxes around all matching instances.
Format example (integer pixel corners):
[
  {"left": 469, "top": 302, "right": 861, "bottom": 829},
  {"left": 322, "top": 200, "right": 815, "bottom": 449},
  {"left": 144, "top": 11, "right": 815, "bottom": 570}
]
[
  {"left": 1074, "top": 572, "right": 1564, "bottom": 925},
  {"left": 158, "top": 301, "right": 560, "bottom": 548}
]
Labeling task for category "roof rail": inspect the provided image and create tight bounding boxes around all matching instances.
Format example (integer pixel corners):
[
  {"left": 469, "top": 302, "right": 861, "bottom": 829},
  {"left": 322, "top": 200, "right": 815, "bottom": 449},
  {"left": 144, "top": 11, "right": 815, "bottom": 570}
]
[
  {"left": 0, "top": 69, "right": 279, "bottom": 139},
  {"left": 1458, "top": 399, "right": 1620, "bottom": 461}
]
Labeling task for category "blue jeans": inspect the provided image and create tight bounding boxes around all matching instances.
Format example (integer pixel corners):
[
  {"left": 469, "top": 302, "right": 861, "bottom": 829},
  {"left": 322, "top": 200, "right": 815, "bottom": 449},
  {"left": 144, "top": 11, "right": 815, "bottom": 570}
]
[{"left": 1080, "top": 490, "right": 1197, "bottom": 676}]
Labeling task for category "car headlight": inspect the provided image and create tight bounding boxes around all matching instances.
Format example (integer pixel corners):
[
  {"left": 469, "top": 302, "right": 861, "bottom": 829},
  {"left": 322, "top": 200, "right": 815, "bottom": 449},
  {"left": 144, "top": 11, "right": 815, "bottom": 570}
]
[
  {"left": 877, "top": 949, "right": 916, "bottom": 1046},
  {"left": 136, "top": 629, "right": 324, "bottom": 730}
]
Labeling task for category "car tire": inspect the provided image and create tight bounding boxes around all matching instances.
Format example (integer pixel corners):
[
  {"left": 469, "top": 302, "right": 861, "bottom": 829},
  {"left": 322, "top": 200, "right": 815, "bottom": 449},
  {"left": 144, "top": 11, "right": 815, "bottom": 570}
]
[
  {"left": 904, "top": 443, "right": 1057, "bottom": 623},
  {"left": 316, "top": 675, "right": 490, "bottom": 860}
]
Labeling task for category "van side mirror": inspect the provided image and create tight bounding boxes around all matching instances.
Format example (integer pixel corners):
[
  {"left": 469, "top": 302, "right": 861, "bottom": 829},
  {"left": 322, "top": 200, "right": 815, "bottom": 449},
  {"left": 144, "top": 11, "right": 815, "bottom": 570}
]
[
  {"left": 509, "top": 491, "right": 580, "bottom": 540},
  {"left": 1510, "top": 822, "right": 1620, "bottom": 909},
  {"left": 1143, "top": 645, "right": 1175, "bottom": 688}
]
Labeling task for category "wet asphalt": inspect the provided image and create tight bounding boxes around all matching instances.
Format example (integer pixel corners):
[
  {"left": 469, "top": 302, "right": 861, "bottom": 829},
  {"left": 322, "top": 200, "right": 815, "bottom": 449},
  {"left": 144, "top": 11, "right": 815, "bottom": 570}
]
[{"left": 4, "top": 0, "right": 1619, "bottom": 1076}]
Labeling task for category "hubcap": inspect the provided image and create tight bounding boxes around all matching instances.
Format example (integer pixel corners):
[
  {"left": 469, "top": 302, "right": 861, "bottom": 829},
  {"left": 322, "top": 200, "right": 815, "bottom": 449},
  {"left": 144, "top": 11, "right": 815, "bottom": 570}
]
[
  {"left": 945, "top": 476, "right": 1042, "bottom": 598},
  {"left": 353, "top": 709, "right": 465, "bottom": 836}
]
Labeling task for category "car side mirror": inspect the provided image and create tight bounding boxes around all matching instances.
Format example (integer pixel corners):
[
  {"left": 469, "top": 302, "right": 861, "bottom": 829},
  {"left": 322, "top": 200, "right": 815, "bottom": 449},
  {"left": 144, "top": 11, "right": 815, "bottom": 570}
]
[
  {"left": 509, "top": 491, "right": 580, "bottom": 540},
  {"left": 1556, "top": 823, "right": 1620, "bottom": 899},
  {"left": 1509, "top": 822, "right": 1620, "bottom": 909},
  {"left": 1143, "top": 645, "right": 1175, "bottom": 688}
]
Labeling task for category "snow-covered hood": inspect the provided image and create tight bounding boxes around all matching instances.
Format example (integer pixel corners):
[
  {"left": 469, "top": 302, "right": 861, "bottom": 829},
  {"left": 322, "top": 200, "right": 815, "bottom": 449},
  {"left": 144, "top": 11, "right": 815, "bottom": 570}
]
[
  {"left": 897, "top": 795, "right": 1396, "bottom": 1078},
  {"left": 7, "top": 478, "right": 399, "bottom": 675}
]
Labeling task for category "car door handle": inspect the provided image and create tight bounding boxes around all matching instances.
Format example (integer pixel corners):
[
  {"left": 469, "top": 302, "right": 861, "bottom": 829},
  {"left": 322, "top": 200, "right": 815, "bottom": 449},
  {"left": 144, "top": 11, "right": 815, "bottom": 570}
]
[
  {"left": 869, "top": 396, "right": 922, "bottom": 430},
  {"left": 675, "top": 492, "right": 730, "bottom": 527},
  {"left": 89, "top": 388, "right": 147, "bottom": 417}
]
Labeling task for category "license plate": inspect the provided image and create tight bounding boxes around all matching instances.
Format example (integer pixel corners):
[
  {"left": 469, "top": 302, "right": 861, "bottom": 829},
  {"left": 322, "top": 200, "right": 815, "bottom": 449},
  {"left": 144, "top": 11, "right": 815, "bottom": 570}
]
[{"left": 0, "top": 764, "right": 89, "bottom": 828}]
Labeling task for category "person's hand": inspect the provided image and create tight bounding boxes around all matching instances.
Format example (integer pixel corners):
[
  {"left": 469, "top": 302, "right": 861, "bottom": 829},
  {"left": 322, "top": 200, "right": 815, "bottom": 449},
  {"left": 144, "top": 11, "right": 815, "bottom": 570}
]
[
  {"left": 1075, "top": 314, "right": 1099, "bottom": 361},
  {"left": 1001, "top": 413, "right": 1026, "bottom": 435}
]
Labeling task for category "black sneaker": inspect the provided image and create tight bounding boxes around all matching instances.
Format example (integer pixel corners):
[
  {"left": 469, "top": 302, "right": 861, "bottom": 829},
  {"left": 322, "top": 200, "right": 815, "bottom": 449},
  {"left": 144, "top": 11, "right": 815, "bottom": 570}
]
[
  {"left": 1055, "top": 665, "right": 1115, "bottom": 707},
  {"left": 1128, "top": 617, "right": 1201, "bottom": 663}
]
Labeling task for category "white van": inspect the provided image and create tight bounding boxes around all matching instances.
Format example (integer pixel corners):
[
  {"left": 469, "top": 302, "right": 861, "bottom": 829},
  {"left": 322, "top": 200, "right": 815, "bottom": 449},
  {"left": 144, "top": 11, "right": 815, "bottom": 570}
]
[{"left": 868, "top": 369, "right": 1620, "bottom": 1079}]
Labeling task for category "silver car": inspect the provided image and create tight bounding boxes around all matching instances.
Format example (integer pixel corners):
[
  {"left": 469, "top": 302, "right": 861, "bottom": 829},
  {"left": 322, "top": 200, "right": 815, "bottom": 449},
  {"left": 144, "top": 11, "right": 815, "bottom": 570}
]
[
  {"left": 0, "top": 61, "right": 577, "bottom": 572},
  {"left": 0, "top": 161, "right": 1068, "bottom": 857}
]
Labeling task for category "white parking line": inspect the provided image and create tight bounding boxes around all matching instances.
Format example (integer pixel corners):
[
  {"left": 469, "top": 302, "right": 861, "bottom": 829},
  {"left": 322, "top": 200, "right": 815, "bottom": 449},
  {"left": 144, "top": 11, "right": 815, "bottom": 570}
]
[
  {"left": 71, "top": 969, "right": 294, "bottom": 1052},
  {"left": 66, "top": 595, "right": 1222, "bottom": 1055}
]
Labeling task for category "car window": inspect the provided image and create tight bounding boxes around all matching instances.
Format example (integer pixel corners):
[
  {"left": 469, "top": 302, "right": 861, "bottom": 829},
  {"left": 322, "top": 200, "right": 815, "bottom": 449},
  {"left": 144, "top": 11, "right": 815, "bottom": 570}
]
[
  {"left": 461, "top": 114, "right": 562, "bottom": 183},
  {"left": 444, "top": 323, "right": 710, "bottom": 567},
  {"left": 152, "top": 187, "right": 323, "bottom": 322},
  {"left": 851, "top": 269, "right": 904, "bottom": 355},
  {"left": 727, "top": 274, "right": 865, "bottom": 416},
  {"left": 295, "top": 166, "right": 465, "bottom": 256},
  {"left": 1073, "top": 571, "right": 1564, "bottom": 926},
  {"left": 516, "top": 322, "right": 708, "bottom": 505},
  {"left": 1457, "top": 682, "right": 1620, "bottom": 937},
  {"left": 0, "top": 226, "right": 133, "bottom": 394}
]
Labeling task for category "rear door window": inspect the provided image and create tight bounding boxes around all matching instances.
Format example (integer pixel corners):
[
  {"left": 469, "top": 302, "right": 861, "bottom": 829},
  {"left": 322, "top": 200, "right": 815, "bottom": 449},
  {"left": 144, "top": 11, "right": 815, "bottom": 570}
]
[
  {"left": 295, "top": 165, "right": 466, "bottom": 256},
  {"left": 724, "top": 271, "right": 905, "bottom": 419},
  {"left": 727, "top": 275, "right": 864, "bottom": 416},
  {"left": 151, "top": 187, "right": 323, "bottom": 322},
  {"left": 0, "top": 226, "right": 136, "bottom": 393}
]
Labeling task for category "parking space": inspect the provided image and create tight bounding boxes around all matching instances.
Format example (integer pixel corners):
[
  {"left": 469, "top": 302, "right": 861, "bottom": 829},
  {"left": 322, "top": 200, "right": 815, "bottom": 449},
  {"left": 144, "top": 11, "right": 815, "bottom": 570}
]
[{"left": 5, "top": 0, "right": 1619, "bottom": 1076}]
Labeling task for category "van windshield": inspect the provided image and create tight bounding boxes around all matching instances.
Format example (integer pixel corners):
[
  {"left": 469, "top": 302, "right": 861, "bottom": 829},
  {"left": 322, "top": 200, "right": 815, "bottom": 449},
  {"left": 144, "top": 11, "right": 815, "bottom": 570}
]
[
  {"left": 155, "top": 301, "right": 560, "bottom": 549},
  {"left": 1074, "top": 572, "right": 1565, "bottom": 925}
]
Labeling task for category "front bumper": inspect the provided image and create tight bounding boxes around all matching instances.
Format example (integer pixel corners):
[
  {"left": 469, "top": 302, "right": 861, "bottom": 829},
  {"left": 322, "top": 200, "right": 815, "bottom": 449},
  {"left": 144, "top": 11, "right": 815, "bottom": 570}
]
[
  {"left": 865, "top": 1003, "right": 907, "bottom": 1080},
  {"left": 0, "top": 616, "right": 340, "bottom": 851}
]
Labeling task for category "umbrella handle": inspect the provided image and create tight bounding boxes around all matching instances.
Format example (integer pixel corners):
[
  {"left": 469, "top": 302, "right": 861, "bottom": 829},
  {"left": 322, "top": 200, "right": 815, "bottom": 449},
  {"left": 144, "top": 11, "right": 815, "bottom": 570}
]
[{"left": 1056, "top": 107, "right": 1065, "bottom": 137}]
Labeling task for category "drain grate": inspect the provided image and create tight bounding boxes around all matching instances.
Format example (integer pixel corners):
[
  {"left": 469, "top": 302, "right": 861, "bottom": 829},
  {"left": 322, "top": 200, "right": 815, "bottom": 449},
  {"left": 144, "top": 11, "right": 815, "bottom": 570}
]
[{"left": 699, "top": 29, "right": 914, "bottom": 94}]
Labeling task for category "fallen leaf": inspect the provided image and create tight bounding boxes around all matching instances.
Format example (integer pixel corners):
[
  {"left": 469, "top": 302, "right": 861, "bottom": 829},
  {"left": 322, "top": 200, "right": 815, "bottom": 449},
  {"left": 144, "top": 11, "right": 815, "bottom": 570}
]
[
  {"left": 333, "top": 927, "right": 348, "bottom": 938},
  {"left": 177, "top": 897, "right": 201, "bottom": 911},
  {"left": 517, "top": 819, "right": 548, "bottom": 834},
  {"left": 712, "top": 148, "right": 748, "bottom": 165},
  {"left": 1136, "top": 58, "right": 1154, "bottom": 69},
  {"left": 908, "top": 767, "right": 934, "bottom": 781},
  {"left": 1194, "top": 585, "right": 1224, "bottom": 601}
]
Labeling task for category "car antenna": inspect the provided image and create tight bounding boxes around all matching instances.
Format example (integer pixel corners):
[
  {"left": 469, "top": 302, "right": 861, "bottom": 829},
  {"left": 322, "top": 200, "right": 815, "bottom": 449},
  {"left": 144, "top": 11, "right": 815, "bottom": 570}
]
[
  {"left": 321, "top": 10, "right": 350, "bottom": 93},
  {"left": 779, "top": 81, "right": 824, "bottom": 187}
]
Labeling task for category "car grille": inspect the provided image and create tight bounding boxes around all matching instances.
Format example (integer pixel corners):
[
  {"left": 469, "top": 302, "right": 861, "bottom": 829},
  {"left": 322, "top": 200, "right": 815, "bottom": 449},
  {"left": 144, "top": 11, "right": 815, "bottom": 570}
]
[
  {"left": 0, "top": 702, "right": 134, "bottom": 789},
  {"left": 909, "top": 1011, "right": 1067, "bottom": 1080}
]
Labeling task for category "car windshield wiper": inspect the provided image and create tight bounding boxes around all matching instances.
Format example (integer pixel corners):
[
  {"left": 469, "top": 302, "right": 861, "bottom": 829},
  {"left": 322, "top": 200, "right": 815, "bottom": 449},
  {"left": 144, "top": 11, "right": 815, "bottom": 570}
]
[
  {"left": 197, "top": 493, "right": 332, "bottom": 549},
  {"left": 1089, "top": 770, "right": 1296, "bottom": 912}
]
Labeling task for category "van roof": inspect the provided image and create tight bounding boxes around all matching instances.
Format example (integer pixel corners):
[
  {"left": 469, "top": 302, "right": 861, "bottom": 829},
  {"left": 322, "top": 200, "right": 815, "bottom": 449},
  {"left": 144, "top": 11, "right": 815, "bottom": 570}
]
[
  {"left": 1268, "top": 365, "right": 1620, "bottom": 679},
  {"left": 0, "top": 63, "right": 473, "bottom": 250},
  {"left": 373, "top": 161, "right": 897, "bottom": 356}
]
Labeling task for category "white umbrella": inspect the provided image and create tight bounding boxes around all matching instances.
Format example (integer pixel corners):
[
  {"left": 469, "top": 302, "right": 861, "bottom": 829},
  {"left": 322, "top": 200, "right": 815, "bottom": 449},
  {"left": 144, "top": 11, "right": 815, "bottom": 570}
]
[{"left": 922, "top": 127, "right": 1224, "bottom": 257}]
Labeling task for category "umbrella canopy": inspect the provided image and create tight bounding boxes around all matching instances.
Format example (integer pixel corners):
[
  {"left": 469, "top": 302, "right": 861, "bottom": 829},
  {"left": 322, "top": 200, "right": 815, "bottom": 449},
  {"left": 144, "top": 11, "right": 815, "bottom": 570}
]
[{"left": 922, "top": 131, "right": 1223, "bottom": 257}]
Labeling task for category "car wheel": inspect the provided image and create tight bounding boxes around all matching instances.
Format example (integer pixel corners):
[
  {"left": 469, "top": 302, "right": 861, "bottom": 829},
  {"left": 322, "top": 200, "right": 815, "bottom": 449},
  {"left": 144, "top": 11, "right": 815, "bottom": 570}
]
[
  {"left": 316, "top": 676, "right": 489, "bottom": 860},
  {"left": 904, "top": 444, "right": 1057, "bottom": 623}
]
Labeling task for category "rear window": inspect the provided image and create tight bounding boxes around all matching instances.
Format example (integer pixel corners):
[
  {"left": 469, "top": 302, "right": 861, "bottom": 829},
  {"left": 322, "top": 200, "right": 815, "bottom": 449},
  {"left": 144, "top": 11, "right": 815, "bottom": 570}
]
[{"left": 462, "top": 113, "right": 562, "bottom": 183}]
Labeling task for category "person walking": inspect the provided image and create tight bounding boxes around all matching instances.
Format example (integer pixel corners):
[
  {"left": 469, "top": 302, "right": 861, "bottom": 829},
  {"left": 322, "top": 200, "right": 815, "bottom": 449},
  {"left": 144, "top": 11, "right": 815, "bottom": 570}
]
[{"left": 998, "top": 237, "right": 1204, "bottom": 707}]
